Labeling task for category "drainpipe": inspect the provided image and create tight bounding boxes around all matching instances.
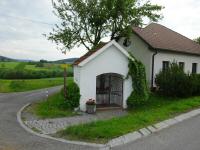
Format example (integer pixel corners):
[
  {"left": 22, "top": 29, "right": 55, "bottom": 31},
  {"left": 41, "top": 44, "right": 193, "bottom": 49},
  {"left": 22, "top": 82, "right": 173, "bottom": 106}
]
[{"left": 151, "top": 50, "right": 158, "bottom": 89}]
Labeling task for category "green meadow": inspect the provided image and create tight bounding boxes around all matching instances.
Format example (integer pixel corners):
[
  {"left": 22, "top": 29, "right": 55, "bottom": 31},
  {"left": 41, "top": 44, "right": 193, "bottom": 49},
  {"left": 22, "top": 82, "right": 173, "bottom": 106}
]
[
  {"left": 0, "top": 77, "right": 68, "bottom": 93},
  {"left": 0, "top": 61, "right": 73, "bottom": 92}
]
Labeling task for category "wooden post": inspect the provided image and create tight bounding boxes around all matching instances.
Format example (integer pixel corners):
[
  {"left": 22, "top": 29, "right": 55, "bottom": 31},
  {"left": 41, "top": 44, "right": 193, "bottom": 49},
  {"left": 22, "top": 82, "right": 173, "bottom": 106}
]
[
  {"left": 63, "top": 67, "right": 67, "bottom": 100},
  {"left": 61, "top": 64, "right": 69, "bottom": 100}
]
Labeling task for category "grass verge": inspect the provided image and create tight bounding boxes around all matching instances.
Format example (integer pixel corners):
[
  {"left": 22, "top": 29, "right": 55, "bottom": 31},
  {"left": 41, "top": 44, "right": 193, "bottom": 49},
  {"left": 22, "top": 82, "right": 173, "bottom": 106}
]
[
  {"left": 29, "top": 91, "right": 76, "bottom": 119},
  {"left": 0, "top": 77, "right": 72, "bottom": 93},
  {"left": 57, "top": 95, "right": 200, "bottom": 143}
]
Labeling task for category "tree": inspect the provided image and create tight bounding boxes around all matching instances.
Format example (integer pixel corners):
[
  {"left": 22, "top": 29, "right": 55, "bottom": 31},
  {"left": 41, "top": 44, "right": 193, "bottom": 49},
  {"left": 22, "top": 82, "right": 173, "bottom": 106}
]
[
  {"left": 36, "top": 62, "right": 44, "bottom": 67},
  {"left": 194, "top": 37, "right": 200, "bottom": 44},
  {"left": 40, "top": 59, "right": 48, "bottom": 63},
  {"left": 47, "top": 0, "right": 163, "bottom": 53}
]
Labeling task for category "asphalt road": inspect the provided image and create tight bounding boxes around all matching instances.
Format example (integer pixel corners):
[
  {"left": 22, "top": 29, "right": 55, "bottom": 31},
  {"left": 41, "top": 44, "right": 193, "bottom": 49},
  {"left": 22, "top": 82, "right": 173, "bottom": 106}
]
[
  {"left": 113, "top": 112, "right": 200, "bottom": 150},
  {"left": 1, "top": 87, "right": 200, "bottom": 150},
  {"left": 0, "top": 86, "right": 95, "bottom": 150}
]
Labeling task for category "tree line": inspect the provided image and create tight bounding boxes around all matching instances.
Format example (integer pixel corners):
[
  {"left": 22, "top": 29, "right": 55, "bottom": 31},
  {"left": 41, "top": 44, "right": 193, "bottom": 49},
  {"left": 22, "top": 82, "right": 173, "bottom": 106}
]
[{"left": 0, "top": 68, "right": 73, "bottom": 79}]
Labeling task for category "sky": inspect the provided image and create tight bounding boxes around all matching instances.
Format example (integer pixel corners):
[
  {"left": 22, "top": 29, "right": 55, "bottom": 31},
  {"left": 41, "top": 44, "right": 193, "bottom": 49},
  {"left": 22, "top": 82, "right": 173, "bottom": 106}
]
[{"left": 0, "top": 0, "right": 200, "bottom": 61}]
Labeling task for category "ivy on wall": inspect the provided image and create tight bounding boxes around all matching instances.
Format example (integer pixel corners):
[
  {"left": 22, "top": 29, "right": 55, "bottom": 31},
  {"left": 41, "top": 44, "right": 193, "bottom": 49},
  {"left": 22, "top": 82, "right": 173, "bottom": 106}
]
[{"left": 127, "top": 53, "right": 149, "bottom": 108}]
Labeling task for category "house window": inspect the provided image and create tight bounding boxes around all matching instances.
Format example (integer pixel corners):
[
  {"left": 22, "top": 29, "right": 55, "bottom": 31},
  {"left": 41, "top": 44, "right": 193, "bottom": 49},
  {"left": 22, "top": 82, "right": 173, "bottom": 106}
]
[
  {"left": 179, "top": 62, "right": 185, "bottom": 70},
  {"left": 192, "top": 63, "right": 197, "bottom": 74},
  {"left": 162, "top": 61, "right": 169, "bottom": 71}
]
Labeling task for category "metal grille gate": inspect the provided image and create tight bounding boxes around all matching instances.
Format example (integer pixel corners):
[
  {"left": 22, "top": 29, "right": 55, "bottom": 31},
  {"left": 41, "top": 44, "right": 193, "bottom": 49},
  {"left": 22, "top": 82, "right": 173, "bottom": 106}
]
[{"left": 96, "top": 73, "right": 123, "bottom": 107}]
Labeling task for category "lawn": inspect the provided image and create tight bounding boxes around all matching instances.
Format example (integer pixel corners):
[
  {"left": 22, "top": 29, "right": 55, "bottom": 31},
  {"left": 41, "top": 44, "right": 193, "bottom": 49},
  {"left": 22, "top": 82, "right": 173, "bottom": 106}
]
[
  {"left": 29, "top": 89, "right": 76, "bottom": 119},
  {"left": 0, "top": 77, "right": 72, "bottom": 93},
  {"left": 57, "top": 95, "right": 200, "bottom": 143}
]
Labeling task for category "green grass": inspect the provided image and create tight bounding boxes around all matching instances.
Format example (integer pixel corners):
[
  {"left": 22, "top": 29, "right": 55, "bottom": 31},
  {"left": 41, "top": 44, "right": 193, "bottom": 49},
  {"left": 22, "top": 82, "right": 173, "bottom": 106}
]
[
  {"left": 0, "top": 77, "right": 73, "bottom": 93},
  {"left": 0, "top": 61, "right": 65, "bottom": 71},
  {"left": 0, "top": 62, "right": 21, "bottom": 69},
  {"left": 57, "top": 95, "right": 200, "bottom": 143},
  {"left": 29, "top": 89, "right": 75, "bottom": 119},
  {"left": 25, "top": 63, "right": 65, "bottom": 71}
]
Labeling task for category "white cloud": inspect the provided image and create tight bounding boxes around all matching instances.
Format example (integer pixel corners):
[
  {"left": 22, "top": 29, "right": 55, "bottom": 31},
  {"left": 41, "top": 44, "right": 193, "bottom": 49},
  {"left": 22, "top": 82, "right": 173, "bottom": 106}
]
[
  {"left": 0, "top": 0, "right": 87, "bottom": 61},
  {"left": 0, "top": 0, "right": 200, "bottom": 60},
  {"left": 151, "top": 0, "right": 200, "bottom": 39}
]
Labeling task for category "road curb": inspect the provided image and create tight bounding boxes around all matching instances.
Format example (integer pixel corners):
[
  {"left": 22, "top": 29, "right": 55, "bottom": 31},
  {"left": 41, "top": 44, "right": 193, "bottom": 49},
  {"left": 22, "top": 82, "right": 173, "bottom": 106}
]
[
  {"left": 17, "top": 103, "right": 109, "bottom": 150},
  {"left": 17, "top": 103, "right": 200, "bottom": 149},
  {"left": 107, "top": 108, "right": 200, "bottom": 148}
]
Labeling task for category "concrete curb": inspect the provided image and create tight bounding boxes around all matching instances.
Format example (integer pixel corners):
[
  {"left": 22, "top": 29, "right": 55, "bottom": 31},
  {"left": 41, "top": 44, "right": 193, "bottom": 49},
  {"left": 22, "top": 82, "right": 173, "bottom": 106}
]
[
  {"left": 17, "top": 103, "right": 200, "bottom": 149},
  {"left": 17, "top": 103, "right": 108, "bottom": 150},
  {"left": 106, "top": 108, "right": 200, "bottom": 148}
]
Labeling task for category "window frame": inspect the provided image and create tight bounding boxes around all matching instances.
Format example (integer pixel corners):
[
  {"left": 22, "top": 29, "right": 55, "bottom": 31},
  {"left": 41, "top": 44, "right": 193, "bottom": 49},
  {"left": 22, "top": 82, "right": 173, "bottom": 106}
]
[
  {"left": 179, "top": 62, "right": 185, "bottom": 71},
  {"left": 162, "top": 61, "right": 170, "bottom": 71},
  {"left": 192, "top": 63, "right": 197, "bottom": 74}
]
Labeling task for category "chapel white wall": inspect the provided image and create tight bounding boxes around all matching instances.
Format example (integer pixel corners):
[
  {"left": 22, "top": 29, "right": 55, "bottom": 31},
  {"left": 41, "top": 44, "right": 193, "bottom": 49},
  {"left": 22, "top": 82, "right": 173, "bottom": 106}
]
[
  {"left": 73, "top": 65, "right": 80, "bottom": 86},
  {"left": 78, "top": 45, "right": 132, "bottom": 111}
]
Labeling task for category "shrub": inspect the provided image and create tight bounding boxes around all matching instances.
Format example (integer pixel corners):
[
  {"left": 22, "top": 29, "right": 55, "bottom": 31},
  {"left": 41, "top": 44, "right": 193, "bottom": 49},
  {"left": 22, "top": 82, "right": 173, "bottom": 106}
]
[
  {"left": 127, "top": 92, "right": 149, "bottom": 107},
  {"left": 155, "top": 62, "right": 193, "bottom": 97},
  {"left": 127, "top": 54, "right": 149, "bottom": 108},
  {"left": 36, "top": 62, "right": 44, "bottom": 67},
  {"left": 61, "top": 81, "right": 80, "bottom": 109},
  {"left": 190, "top": 74, "right": 200, "bottom": 95}
]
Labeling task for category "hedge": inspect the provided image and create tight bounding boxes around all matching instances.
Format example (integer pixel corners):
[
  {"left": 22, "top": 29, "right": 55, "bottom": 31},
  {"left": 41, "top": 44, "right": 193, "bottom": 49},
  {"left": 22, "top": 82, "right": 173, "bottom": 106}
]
[
  {"left": 155, "top": 62, "right": 200, "bottom": 98},
  {"left": 0, "top": 68, "right": 73, "bottom": 79}
]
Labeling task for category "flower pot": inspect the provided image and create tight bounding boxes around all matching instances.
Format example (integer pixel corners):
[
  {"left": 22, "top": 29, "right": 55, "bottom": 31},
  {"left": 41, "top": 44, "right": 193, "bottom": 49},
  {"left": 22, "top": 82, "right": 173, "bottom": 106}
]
[{"left": 86, "top": 104, "right": 96, "bottom": 114}]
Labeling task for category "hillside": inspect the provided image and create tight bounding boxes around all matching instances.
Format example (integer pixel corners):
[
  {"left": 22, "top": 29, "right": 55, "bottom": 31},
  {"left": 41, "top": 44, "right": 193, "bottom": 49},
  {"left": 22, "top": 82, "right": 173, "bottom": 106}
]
[
  {"left": 0, "top": 55, "right": 79, "bottom": 64},
  {"left": 0, "top": 56, "right": 16, "bottom": 62},
  {"left": 0, "top": 55, "right": 34, "bottom": 62},
  {"left": 53, "top": 58, "right": 78, "bottom": 64}
]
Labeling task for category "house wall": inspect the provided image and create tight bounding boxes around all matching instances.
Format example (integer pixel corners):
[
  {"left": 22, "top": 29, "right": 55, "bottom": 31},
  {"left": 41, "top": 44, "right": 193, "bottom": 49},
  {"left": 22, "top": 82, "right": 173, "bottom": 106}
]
[
  {"left": 154, "top": 52, "right": 200, "bottom": 85},
  {"left": 118, "top": 34, "right": 154, "bottom": 86},
  {"left": 119, "top": 33, "right": 200, "bottom": 87},
  {"left": 77, "top": 45, "right": 132, "bottom": 111}
]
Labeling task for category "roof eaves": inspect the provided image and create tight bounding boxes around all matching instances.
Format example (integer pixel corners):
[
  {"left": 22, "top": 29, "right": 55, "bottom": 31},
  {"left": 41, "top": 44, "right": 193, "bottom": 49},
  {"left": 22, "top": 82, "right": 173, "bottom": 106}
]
[
  {"left": 73, "top": 42, "right": 108, "bottom": 66},
  {"left": 155, "top": 48, "right": 200, "bottom": 56}
]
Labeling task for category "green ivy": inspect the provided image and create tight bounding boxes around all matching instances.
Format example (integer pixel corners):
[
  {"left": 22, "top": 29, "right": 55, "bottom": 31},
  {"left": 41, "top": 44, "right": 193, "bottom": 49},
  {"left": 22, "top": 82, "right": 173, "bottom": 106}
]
[{"left": 127, "top": 53, "right": 149, "bottom": 108}]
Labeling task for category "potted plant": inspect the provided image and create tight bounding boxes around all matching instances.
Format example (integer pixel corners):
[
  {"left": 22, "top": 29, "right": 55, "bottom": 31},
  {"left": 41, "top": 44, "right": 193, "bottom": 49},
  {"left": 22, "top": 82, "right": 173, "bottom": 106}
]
[{"left": 86, "top": 99, "right": 96, "bottom": 114}]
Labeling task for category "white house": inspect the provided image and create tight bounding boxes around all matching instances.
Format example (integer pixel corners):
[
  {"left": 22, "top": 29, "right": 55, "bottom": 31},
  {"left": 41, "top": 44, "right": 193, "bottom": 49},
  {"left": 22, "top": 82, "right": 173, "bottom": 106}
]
[
  {"left": 74, "top": 23, "right": 200, "bottom": 111},
  {"left": 119, "top": 23, "right": 200, "bottom": 87}
]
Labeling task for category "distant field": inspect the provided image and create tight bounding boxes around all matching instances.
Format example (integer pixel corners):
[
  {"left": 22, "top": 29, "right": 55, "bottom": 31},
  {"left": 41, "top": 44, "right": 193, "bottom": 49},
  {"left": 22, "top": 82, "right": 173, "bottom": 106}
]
[
  {"left": 0, "top": 77, "right": 73, "bottom": 93},
  {"left": 0, "top": 61, "right": 66, "bottom": 71},
  {"left": 0, "top": 61, "right": 73, "bottom": 92},
  {"left": 0, "top": 61, "right": 73, "bottom": 79},
  {"left": 0, "top": 62, "right": 20, "bottom": 69}
]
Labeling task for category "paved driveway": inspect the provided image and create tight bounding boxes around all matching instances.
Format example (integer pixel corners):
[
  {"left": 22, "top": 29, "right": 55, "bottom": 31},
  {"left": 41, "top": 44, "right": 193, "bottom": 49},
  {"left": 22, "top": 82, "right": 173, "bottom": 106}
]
[{"left": 0, "top": 87, "right": 95, "bottom": 150}]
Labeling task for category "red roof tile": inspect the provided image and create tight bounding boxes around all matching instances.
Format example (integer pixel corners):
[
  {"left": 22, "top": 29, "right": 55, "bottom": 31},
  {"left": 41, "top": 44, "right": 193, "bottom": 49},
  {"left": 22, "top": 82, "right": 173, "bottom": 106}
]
[{"left": 73, "top": 42, "right": 108, "bottom": 65}]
